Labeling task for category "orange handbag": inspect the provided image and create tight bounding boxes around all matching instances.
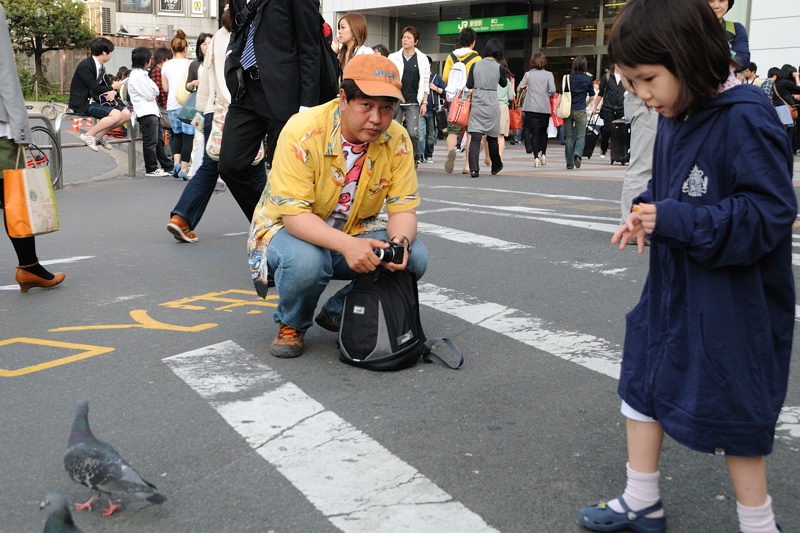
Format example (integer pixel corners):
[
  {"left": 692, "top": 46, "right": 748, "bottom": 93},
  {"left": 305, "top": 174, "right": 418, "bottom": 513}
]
[{"left": 447, "top": 89, "right": 471, "bottom": 127}]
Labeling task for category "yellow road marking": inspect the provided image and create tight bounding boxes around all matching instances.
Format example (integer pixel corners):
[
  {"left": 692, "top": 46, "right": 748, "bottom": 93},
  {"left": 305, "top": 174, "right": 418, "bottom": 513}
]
[
  {"left": 160, "top": 289, "right": 279, "bottom": 312},
  {"left": 48, "top": 309, "right": 218, "bottom": 332},
  {"left": 0, "top": 337, "right": 114, "bottom": 377}
]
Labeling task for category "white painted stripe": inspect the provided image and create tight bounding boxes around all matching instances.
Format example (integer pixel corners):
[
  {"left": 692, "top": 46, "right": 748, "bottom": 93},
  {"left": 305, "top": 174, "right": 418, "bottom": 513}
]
[
  {"left": 417, "top": 222, "right": 530, "bottom": 251},
  {"left": 40, "top": 255, "right": 94, "bottom": 265},
  {"left": 223, "top": 231, "right": 248, "bottom": 236},
  {"left": 417, "top": 282, "right": 797, "bottom": 440},
  {"left": 417, "top": 283, "right": 621, "bottom": 379},
  {"left": 163, "top": 341, "right": 498, "bottom": 533},
  {"left": 420, "top": 184, "right": 619, "bottom": 204}
]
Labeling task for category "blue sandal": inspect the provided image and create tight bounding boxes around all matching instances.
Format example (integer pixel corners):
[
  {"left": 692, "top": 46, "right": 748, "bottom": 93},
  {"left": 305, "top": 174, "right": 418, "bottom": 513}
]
[{"left": 579, "top": 497, "right": 666, "bottom": 533}]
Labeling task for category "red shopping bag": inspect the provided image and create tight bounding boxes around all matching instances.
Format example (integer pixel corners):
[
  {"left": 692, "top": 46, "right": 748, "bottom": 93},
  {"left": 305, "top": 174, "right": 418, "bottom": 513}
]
[{"left": 550, "top": 94, "right": 564, "bottom": 128}]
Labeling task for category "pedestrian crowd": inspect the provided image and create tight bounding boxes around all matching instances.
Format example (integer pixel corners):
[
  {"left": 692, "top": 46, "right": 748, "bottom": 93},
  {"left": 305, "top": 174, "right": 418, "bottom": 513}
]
[{"left": 3, "top": 0, "right": 798, "bottom": 532}]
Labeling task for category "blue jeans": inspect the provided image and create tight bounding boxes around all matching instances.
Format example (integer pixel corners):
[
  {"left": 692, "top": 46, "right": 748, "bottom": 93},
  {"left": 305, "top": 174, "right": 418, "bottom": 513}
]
[
  {"left": 395, "top": 104, "right": 421, "bottom": 162},
  {"left": 563, "top": 109, "right": 587, "bottom": 168},
  {"left": 266, "top": 228, "right": 428, "bottom": 330},
  {"left": 171, "top": 113, "right": 266, "bottom": 229},
  {"left": 418, "top": 113, "right": 436, "bottom": 159}
]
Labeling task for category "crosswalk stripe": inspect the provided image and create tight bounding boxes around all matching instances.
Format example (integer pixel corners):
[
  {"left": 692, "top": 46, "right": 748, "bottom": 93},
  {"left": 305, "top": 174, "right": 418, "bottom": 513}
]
[
  {"left": 163, "top": 341, "right": 499, "bottom": 533},
  {"left": 417, "top": 282, "right": 797, "bottom": 442}
]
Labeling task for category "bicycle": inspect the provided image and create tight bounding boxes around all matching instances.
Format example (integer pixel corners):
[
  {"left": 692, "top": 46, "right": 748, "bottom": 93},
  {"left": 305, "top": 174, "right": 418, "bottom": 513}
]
[
  {"left": 40, "top": 100, "right": 69, "bottom": 120},
  {"left": 26, "top": 125, "right": 63, "bottom": 189}
]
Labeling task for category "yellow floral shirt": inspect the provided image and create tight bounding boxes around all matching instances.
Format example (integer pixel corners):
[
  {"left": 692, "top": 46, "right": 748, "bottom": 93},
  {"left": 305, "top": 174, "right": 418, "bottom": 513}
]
[{"left": 247, "top": 99, "right": 420, "bottom": 297}]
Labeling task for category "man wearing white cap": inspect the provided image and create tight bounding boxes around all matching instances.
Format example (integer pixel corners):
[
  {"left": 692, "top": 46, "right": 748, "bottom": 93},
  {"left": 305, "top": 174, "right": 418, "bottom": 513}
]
[{"left": 247, "top": 54, "right": 427, "bottom": 358}]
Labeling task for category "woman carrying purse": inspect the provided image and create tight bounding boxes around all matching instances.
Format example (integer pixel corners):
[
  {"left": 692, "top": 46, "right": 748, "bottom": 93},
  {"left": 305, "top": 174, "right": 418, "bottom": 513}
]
[{"left": 0, "top": 3, "right": 64, "bottom": 291}]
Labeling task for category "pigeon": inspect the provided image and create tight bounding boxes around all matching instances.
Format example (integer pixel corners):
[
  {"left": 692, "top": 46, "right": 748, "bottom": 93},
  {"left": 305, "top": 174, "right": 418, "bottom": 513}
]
[
  {"left": 40, "top": 492, "right": 84, "bottom": 533},
  {"left": 64, "top": 399, "right": 166, "bottom": 516}
]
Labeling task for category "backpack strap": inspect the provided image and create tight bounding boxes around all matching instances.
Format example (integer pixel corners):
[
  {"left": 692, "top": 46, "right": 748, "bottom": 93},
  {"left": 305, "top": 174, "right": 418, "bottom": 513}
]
[{"left": 423, "top": 337, "right": 464, "bottom": 369}]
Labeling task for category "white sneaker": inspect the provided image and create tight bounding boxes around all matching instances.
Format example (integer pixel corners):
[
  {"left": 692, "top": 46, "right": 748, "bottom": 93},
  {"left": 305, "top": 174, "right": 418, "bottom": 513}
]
[
  {"left": 95, "top": 137, "right": 112, "bottom": 150},
  {"left": 213, "top": 178, "right": 227, "bottom": 194},
  {"left": 79, "top": 133, "right": 98, "bottom": 152},
  {"left": 600, "top": 153, "right": 607, "bottom": 159},
  {"left": 534, "top": 157, "right": 541, "bottom": 168},
  {"left": 145, "top": 169, "right": 171, "bottom": 177},
  {"left": 540, "top": 154, "right": 547, "bottom": 166}
]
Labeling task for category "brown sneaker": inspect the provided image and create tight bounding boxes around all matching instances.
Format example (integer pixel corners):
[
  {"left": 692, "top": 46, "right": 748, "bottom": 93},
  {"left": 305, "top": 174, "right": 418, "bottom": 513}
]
[
  {"left": 167, "top": 215, "right": 198, "bottom": 243},
  {"left": 269, "top": 323, "right": 306, "bottom": 358}
]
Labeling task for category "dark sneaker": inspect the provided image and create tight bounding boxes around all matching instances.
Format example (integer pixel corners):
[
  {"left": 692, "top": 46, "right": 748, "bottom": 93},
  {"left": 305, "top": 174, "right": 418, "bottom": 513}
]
[
  {"left": 269, "top": 323, "right": 305, "bottom": 358},
  {"left": 314, "top": 311, "right": 340, "bottom": 332},
  {"left": 574, "top": 155, "right": 582, "bottom": 168}
]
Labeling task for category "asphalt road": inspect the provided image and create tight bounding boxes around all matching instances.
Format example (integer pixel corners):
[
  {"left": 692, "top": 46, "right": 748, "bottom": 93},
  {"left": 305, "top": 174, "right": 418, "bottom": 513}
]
[{"left": 2, "top": 142, "right": 799, "bottom": 533}]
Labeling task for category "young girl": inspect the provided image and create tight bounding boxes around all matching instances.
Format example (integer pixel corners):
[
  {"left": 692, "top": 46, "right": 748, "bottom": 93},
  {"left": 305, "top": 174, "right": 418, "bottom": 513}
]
[{"left": 579, "top": 1, "right": 795, "bottom": 532}]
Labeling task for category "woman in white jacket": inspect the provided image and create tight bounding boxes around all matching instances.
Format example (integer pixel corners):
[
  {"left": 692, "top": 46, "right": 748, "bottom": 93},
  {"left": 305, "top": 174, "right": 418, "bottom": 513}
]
[{"left": 166, "top": 5, "right": 266, "bottom": 243}]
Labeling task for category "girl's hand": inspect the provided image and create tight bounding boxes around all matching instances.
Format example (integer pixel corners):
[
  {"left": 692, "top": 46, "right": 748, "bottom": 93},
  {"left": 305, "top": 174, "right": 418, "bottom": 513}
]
[{"left": 611, "top": 203, "right": 656, "bottom": 255}]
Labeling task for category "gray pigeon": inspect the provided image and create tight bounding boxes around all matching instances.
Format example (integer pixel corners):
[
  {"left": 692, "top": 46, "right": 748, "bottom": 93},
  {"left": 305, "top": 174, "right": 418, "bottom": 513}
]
[
  {"left": 64, "top": 399, "right": 166, "bottom": 516},
  {"left": 40, "top": 492, "right": 84, "bottom": 533}
]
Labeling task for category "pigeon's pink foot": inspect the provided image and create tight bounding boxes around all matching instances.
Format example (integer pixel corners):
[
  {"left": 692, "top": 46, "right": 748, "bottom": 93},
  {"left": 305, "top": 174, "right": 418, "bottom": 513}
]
[
  {"left": 102, "top": 497, "right": 122, "bottom": 517},
  {"left": 74, "top": 494, "right": 99, "bottom": 511}
]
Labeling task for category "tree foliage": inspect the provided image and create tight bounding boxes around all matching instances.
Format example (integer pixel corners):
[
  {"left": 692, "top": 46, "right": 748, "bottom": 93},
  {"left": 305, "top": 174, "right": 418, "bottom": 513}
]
[{"left": 7, "top": 0, "right": 95, "bottom": 90}]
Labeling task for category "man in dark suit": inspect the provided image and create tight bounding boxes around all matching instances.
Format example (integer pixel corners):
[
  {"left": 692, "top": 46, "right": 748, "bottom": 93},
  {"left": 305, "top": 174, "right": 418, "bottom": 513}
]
[
  {"left": 68, "top": 37, "right": 131, "bottom": 152},
  {"left": 219, "top": 0, "right": 323, "bottom": 221}
]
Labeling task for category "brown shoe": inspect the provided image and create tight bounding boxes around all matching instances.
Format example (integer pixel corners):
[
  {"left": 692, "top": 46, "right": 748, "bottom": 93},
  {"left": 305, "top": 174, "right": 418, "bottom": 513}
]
[
  {"left": 167, "top": 215, "right": 198, "bottom": 243},
  {"left": 16, "top": 263, "right": 66, "bottom": 293},
  {"left": 269, "top": 323, "right": 306, "bottom": 358}
]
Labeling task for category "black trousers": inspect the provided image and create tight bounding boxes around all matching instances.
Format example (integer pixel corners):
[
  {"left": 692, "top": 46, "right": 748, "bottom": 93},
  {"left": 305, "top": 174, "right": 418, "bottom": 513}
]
[
  {"left": 138, "top": 115, "right": 171, "bottom": 172},
  {"left": 522, "top": 111, "right": 550, "bottom": 157},
  {"left": 218, "top": 75, "right": 279, "bottom": 221},
  {"left": 468, "top": 133, "right": 500, "bottom": 174},
  {"left": 599, "top": 108, "right": 624, "bottom": 153}
]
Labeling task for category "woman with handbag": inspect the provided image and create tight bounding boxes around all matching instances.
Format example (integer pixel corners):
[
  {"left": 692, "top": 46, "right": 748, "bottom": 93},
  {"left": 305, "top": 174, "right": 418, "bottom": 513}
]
[
  {"left": 0, "top": 4, "right": 64, "bottom": 292},
  {"left": 518, "top": 52, "right": 556, "bottom": 168},
  {"left": 185, "top": 32, "right": 214, "bottom": 178},
  {"left": 161, "top": 30, "right": 194, "bottom": 181},
  {"left": 465, "top": 39, "right": 508, "bottom": 178},
  {"left": 770, "top": 64, "right": 800, "bottom": 140},
  {"left": 561, "top": 55, "right": 594, "bottom": 169}
]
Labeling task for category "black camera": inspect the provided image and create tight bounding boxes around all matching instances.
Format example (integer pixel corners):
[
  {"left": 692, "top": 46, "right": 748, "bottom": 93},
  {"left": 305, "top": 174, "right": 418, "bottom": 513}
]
[{"left": 373, "top": 241, "right": 404, "bottom": 264}]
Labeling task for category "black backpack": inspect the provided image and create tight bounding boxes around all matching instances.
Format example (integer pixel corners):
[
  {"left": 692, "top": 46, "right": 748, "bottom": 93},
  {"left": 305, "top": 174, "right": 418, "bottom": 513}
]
[
  {"left": 338, "top": 269, "right": 463, "bottom": 371},
  {"left": 318, "top": 15, "right": 341, "bottom": 103}
]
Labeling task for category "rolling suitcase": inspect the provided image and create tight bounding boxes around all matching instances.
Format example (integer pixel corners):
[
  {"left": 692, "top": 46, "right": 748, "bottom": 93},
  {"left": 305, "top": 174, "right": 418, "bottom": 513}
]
[
  {"left": 609, "top": 119, "right": 631, "bottom": 165},
  {"left": 583, "top": 115, "right": 600, "bottom": 158}
]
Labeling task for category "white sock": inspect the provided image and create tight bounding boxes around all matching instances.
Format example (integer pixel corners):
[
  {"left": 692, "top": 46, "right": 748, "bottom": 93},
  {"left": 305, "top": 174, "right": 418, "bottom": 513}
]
[
  {"left": 737, "top": 495, "right": 779, "bottom": 533},
  {"left": 607, "top": 463, "right": 664, "bottom": 518}
]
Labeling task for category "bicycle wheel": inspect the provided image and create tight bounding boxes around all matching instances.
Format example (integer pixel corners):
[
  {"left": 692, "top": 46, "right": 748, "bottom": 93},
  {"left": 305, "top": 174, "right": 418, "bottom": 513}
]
[
  {"left": 29, "top": 125, "right": 63, "bottom": 189},
  {"left": 40, "top": 102, "right": 57, "bottom": 120}
]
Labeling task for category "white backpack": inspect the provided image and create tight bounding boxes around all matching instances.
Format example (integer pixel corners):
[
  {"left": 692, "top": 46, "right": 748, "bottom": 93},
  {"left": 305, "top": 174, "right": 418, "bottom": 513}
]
[{"left": 445, "top": 51, "right": 478, "bottom": 101}]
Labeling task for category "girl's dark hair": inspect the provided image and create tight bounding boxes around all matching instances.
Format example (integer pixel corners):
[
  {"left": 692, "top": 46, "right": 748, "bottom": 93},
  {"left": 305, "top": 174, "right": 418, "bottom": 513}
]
[
  {"left": 571, "top": 55, "right": 587, "bottom": 73},
  {"left": 608, "top": 0, "right": 733, "bottom": 119},
  {"left": 482, "top": 39, "right": 504, "bottom": 61},
  {"left": 171, "top": 29, "right": 187, "bottom": 53},
  {"left": 530, "top": 52, "right": 547, "bottom": 70},
  {"left": 195, "top": 32, "right": 213, "bottom": 62},
  {"left": 779, "top": 64, "right": 797, "bottom": 81},
  {"left": 131, "top": 47, "right": 152, "bottom": 69}
]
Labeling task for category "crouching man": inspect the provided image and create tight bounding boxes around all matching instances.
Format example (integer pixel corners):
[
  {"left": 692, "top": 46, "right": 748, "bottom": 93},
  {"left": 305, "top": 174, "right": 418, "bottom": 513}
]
[{"left": 247, "top": 54, "right": 428, "bottom": 358}]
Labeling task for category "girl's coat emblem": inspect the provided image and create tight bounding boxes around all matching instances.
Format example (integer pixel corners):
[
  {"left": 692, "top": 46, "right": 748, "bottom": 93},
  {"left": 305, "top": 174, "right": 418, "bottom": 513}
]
[{"left": 682, "top": 165, "right": 708, "bottom": 197}]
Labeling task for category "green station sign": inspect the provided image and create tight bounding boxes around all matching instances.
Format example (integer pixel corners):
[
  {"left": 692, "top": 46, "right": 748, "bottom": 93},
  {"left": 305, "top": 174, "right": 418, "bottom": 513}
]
[{"left": 437, "top": 15, "right": 528, "bottom": 35}]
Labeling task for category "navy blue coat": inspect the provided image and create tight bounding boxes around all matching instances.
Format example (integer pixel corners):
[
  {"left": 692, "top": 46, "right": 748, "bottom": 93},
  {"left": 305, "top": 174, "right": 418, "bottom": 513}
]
[{"left": 619, "top": 84, "right": 796, "bottom": 456}]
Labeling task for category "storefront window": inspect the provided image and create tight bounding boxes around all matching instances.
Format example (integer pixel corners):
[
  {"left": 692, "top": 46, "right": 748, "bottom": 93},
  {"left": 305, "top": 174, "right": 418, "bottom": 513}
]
[
  {"left": 544, "top": 0, "right": 600, "bottom": 25},
  {"left": 571, "top": 24, "right": 597, "bottom": 47},
  {"left": 603, "top": 1, "right": 626, "bottom": 18},
  {"left": 543, "top": 26, "right": 567, "bottom": 48}
]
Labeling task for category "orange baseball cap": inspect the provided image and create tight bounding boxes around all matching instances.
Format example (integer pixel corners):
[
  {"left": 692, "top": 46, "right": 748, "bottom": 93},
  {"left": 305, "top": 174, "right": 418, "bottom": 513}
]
[{"left": 342, "top": 54, "right": 404, "bottom": 102}]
